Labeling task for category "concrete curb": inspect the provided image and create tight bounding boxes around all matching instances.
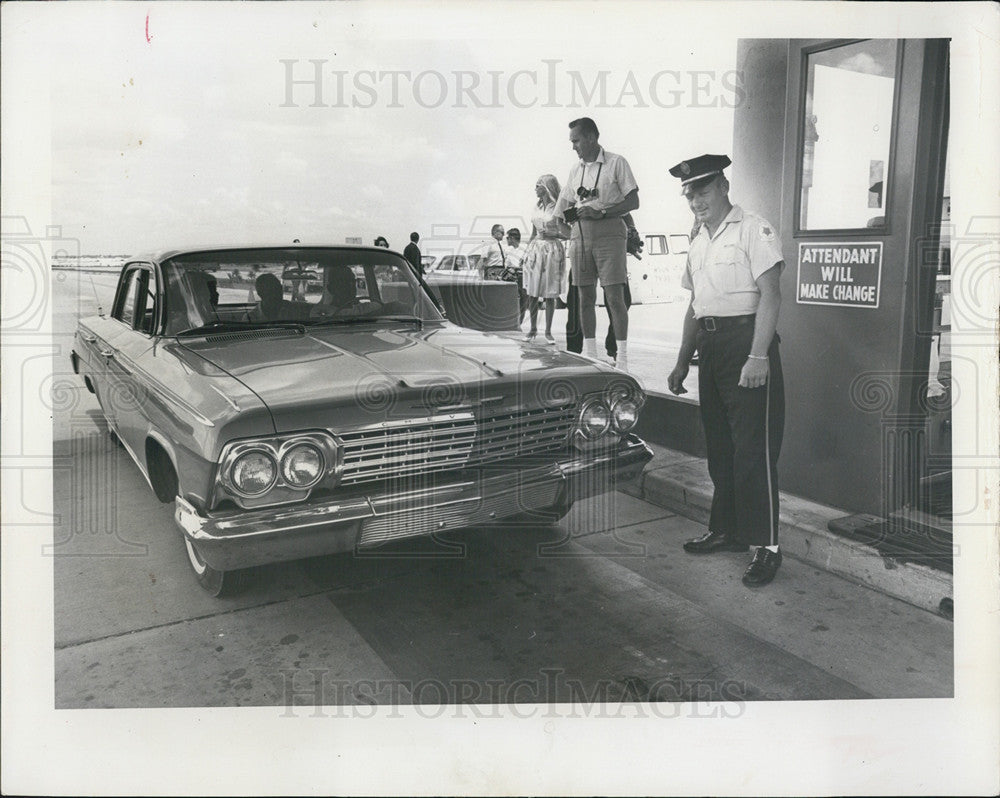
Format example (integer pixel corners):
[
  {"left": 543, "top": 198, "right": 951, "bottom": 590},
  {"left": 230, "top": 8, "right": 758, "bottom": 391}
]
[{"left": 620, "top": 445, "right": 953, "bottom": 617}]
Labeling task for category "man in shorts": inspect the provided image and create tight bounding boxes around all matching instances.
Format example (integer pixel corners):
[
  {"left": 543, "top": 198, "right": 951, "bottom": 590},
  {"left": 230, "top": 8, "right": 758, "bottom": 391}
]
[{"left": 555, "top": 117, "right": 639, "bottom": 372}]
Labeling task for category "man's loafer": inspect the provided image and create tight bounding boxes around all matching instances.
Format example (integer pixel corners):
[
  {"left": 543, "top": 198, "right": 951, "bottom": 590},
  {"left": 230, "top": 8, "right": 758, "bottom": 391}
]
[
  {"left": 683, "top": 530, "right": 748, "bottom": 554},
  {"left": 742, "top": 547, "right": 782, "bottom": 587}
]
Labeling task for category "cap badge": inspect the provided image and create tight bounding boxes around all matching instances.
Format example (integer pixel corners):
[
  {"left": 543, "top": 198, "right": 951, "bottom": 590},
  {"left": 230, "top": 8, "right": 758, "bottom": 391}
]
[{"left": 680, "top": 162, "right": 691, "bottom": 176}]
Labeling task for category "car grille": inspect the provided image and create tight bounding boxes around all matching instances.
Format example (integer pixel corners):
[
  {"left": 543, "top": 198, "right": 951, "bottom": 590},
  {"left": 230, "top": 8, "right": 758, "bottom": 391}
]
[{"left": 338, "top": 403, "right": 576, "bottom": 486}]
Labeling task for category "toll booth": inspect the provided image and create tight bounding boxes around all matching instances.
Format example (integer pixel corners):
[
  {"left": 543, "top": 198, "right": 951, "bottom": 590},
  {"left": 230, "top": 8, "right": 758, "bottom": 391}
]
[{"left": 649, "top": 39, "right": 952, "bottom": 568}]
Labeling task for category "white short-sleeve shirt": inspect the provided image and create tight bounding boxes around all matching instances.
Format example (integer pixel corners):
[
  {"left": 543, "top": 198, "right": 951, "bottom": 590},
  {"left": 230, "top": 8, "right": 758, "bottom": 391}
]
[
  {"left": 681, "top": 205, "right": 784, "bottom": 318},
  {"left": 505, "top": 245, "right": 526, "bottom": 270},
  {"left": 555, "top": 148, "right": 639, "bottom": 218}
]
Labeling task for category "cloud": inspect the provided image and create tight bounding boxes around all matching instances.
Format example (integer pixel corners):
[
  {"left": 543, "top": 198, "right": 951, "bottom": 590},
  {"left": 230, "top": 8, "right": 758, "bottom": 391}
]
[
  {"left": 276, "top": 151, "right": 308, "bottom": 171},
  {"left": 836, "top": 53, "right": 889, "bottom": 77},
  {"left": 456, "top": 114, "right": 494, "bottom": 137},
  {"left": 425, "top": 179, "right": 461, "bottom": 220}
]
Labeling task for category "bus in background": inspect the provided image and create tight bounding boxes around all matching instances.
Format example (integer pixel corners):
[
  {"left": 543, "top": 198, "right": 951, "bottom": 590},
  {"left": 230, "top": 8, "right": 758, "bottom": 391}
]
[{"left": 597, "top": 231, "right": 690, "bottom": 305}]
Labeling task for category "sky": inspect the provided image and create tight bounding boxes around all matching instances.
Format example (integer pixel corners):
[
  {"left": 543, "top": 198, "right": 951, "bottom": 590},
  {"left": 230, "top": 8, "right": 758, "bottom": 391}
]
[{"left": 42, "top": 2, "right": 738, "bottom": 255}]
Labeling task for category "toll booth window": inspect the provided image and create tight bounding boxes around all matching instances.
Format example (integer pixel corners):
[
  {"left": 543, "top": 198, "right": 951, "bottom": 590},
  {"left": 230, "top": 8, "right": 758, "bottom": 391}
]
[{"left": 799, "top": 40, "right": 899, "bottom": 231}]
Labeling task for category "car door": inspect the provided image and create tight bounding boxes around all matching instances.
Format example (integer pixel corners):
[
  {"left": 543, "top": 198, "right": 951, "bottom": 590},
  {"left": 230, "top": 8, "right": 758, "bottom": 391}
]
[{"left": 103, "top": 263, "right": 158, "bottom": 459}]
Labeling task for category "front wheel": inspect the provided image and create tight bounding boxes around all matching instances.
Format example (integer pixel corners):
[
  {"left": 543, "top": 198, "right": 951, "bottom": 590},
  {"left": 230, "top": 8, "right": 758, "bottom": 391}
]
[{"left": 183, "top": 537, "right": 249, "bottom": 597}]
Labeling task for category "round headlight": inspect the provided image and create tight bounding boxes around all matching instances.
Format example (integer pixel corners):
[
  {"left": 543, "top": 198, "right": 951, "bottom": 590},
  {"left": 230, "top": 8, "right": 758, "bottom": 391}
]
[
  {"left": 230, "top": 450, "right": 277, "bottom": 495},
  {"left": 579, "top": 399, "right": 611, "bottom": 439},
  {"left": 280, "top": 444, "right": 324, "bottom": 488},
  {"left": 611, "top": 396, "right": 640, "bottom": 432}
]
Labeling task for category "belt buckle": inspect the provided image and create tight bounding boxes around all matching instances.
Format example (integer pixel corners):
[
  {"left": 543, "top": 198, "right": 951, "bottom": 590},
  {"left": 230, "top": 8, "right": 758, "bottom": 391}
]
[{"left": 703, "top": 317, "right": 717, "bottom": 332}]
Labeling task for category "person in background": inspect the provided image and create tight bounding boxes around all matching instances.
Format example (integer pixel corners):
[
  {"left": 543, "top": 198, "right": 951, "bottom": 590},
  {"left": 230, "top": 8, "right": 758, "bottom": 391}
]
[
  {"left": 403, "top": 232, "right": 423, "bottom": 276},
  {"left": 666, "top": 153, "right": 786, "bottom": 588},
  {"left": 503, "top": 228, "right": 529, "bottom": 325},
  {"left": 374, "top": 236, "right": 390, "bottom": 248},
  {"left": 524, "top": 174, "right": 570, "bottom": 343},
  {"left": 481, "top": 224, "right": 506, "bottom": 279},
  {"left": 555, "top": 116, "right": 639, "bottom": 372}
]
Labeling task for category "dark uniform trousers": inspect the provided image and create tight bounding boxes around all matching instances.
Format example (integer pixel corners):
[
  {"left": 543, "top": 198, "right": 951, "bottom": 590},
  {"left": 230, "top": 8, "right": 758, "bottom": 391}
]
[{"left": 697, "top": 320, "right": 784, "bottom": 546}]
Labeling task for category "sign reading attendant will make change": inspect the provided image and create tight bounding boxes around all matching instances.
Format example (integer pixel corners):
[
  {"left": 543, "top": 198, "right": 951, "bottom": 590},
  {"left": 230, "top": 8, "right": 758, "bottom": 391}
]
[{"left": 796, "top": 242, "right": 883, "bottom": 308}]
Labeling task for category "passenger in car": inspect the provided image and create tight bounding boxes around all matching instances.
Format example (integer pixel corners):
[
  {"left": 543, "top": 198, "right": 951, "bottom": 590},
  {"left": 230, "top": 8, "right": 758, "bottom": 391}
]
[
  {"left": 249, "top": 273, "right": 294, "bottom": 321},
  {"left": 311, "top": 266, "right": 363, "bottom": 317}
]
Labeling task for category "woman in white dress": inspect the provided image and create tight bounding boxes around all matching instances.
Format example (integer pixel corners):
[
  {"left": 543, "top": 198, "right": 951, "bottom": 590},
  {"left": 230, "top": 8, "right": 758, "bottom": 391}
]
[{"left": 523, "top": 174, "right": 571, "bottom": 343}]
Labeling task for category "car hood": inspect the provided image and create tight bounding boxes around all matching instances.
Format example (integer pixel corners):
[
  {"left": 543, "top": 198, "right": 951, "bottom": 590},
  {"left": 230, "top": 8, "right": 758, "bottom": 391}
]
[{"left": 177, "top": 323, "right": 627, "bottom": 432}]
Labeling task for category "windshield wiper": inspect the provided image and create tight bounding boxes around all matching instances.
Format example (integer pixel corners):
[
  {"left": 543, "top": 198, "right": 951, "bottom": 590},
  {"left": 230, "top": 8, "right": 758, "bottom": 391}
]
[
  {"left": 175, "top": 320, "right": 305, "bottom": 337},
  {"left": 307, "top": 315, "right": 423, "bottom": 329}
]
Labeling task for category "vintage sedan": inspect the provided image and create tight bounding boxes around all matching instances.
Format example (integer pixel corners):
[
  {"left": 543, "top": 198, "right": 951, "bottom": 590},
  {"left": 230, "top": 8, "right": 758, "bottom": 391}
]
[{"left": 71, "top": 246, "right": 653, "bottom": 595}]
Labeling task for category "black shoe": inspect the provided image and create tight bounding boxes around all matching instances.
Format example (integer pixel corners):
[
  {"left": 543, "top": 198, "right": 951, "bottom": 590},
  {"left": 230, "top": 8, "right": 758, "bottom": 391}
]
[
  {"left": 683, "top": 530, "right": 748, "bottom": 554},
  {"left": 742, "top": 547, "right": 782, "bottom": 587}
]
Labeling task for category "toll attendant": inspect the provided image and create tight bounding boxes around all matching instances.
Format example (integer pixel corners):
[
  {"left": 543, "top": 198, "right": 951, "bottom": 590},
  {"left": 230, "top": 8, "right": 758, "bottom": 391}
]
[{"left": 666, "top": 154, "right": 786, "bottom": 587}]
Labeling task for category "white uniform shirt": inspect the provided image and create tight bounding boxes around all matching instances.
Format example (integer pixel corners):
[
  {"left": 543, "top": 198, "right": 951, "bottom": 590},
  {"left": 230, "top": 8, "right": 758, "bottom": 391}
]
[
  {"left": 555, "top": 148, "right": 638, "bottom": 218},
  {"left": 681, "top": 205, "right": 784, "bottom": 318}
]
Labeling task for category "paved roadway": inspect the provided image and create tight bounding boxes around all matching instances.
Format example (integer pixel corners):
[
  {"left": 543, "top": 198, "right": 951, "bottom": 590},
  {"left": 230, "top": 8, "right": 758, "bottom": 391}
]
[{"left": 50, "top": 270, "right": 952, "bottom": 708}]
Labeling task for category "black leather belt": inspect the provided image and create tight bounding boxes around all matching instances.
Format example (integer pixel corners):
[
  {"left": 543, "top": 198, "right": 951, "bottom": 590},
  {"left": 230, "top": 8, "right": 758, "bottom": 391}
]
[{"left": 698, "top": 314, "right": 755, "bottom": 332}]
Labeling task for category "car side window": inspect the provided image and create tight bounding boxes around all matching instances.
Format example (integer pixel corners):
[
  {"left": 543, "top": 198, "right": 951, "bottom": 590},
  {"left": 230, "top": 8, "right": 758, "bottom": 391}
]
[
  {"left": 140, "top": 282, "right": 157, "bottom": 334},
  {"left": 113, "top": 267, "right": 154, "bottom": 333},
  {"left": 115, "top": 269, "right": 140, "bottom": 327}
]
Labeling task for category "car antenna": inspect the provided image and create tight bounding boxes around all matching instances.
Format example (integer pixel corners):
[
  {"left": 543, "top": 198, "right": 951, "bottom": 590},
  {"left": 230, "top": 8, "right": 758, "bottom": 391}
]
[{"left": 87, "top": 270, "right": 105, "bottom": 316}]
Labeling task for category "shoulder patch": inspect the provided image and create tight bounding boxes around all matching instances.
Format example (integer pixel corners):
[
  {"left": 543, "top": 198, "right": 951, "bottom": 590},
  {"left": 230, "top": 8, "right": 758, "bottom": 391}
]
[{"left": 757, "top": 222, "right": 776, "bottom": 242}]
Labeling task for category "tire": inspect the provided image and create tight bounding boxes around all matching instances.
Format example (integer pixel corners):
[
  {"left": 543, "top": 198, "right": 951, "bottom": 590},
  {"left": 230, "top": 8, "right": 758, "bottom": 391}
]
[
  {"left": 183, "top": 537, "right": 249, "bottom": 597},
  {"left": 148, "top": 445, "right": 178, "bottom": 503},
  {"left": 149, "top": 445, "right": 250, "bottom": 597}
]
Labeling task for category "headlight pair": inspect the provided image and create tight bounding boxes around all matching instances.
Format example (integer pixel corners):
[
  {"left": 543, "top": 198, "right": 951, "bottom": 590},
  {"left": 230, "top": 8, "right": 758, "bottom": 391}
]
[
  {"left": 577, "top": 393, "right": 642, "bottom": 440},
  {"left": 221, "top": 435, "right": 334, "bottom": 498},
  {"left": 230, "top": 443, "right": 324, "bottom": 495}
]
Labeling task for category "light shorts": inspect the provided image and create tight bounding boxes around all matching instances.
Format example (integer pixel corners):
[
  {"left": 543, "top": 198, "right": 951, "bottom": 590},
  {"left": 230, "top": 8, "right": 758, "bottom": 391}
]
[{"left": 569, "top": 216, "right": 628, "bottom": 288}]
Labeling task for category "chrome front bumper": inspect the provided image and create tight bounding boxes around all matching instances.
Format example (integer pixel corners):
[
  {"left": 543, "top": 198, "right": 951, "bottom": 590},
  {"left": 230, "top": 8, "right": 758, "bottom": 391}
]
[{"left": 175, "top": 435, "right": 653, "bottom": 570}]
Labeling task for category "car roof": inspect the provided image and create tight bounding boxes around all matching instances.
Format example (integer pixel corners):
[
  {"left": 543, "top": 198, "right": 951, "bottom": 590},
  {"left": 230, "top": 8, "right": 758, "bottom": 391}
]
[{"left": 128, "top": 244, "right": 404, "bottom": 263}]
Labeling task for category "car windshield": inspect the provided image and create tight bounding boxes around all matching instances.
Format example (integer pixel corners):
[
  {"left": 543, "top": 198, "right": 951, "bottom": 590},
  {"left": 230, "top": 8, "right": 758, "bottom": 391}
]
[{"left": 161, "top": 247, "right": 444, "bottom": 335}]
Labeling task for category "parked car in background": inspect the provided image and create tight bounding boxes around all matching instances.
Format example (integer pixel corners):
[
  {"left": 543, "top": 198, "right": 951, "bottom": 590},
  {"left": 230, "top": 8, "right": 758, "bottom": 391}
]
[
  {"left": 424, "top": 253, "right": 483, "bottom": 276},
  {"left": 71, "top": 245, "right": 653, "bottom": 595}
]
